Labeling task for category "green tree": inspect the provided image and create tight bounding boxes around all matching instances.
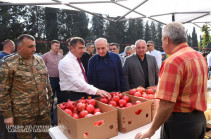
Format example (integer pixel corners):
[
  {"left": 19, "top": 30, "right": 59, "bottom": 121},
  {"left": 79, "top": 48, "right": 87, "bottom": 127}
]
[
  {"left": 105, "top": 16, "right": 127, "bottom": 47},
  {"left": 191, "top": 27, "right": 198, "bottom": 48},
  {"left": 45, "top": 7, "right": 58, "bottom": 40},
  {"left": 91, "top": 15, "right": 105, "bottom": 40},
  {"left": 144, "top": 21, "right": 151, "bottom": 42},
  {"left": 187, "top": 33, "right": 192, "bottom": 46},
  {"left": 155, "top": 22, "right": 163, "bottom": 51},
  {"left": 125, "top": 19, "right": 138, "bottom": 44},
  {"left": 136, "top": 19, "right": 144, "bottom": 41},
  {"left": 150, "top": 21, "right": 156, "bottom": 42}
]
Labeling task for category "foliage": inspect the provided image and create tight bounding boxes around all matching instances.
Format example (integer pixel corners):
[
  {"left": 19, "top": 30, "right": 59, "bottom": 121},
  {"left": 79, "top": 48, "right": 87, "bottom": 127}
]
[{"left": 201, "top": 24, "right": 211, "bottom": 48}]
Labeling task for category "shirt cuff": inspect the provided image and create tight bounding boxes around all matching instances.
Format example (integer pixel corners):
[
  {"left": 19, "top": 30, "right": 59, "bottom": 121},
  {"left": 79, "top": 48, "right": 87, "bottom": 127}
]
[{"left": 88, "top": 86, "right": 98, "bottom": 95}]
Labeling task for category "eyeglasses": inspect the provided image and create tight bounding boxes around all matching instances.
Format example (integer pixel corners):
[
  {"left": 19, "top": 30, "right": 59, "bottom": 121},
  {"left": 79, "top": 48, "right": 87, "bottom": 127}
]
[{"left": 147, "top": 45, "right": 151, "bottom": 47}]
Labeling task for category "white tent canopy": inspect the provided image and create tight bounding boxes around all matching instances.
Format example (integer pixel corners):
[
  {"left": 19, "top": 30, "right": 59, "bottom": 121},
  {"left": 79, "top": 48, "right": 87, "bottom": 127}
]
[{"left": 0, "top": 0, "right": 211, "bottom": 28}]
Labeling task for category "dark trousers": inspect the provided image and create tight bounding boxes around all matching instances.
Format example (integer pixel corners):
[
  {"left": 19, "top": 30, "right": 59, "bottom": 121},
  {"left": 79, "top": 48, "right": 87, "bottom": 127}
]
[
  {"left": 60, "top": 91, "right": 88, "bottom": 102},
  {"left": 161, "top": 110, "right": 206, "bottom": 139},
  {"left": 0, "top": 112, "right": 13, "bottom": 139},
  {"left": 49, "top": 77, "right": 60, "bottom": 125},
  {"left": 49, "top": 77, "right": 61, "bottom": 104}
]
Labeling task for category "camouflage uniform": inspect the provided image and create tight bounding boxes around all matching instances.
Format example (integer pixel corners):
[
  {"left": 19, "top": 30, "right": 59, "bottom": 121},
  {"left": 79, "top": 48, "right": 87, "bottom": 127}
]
[{"left": 0, "top": 53, "right": 53, "bottom": 139}]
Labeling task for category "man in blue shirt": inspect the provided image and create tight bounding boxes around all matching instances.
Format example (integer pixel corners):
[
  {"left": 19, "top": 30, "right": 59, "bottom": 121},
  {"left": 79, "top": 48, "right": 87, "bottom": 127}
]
[
  {"left": 87, "top": 38, "right": 126, "bottom": 93},
  {"left": 0, "top": 39, "right": 15, "bottom": 59}
]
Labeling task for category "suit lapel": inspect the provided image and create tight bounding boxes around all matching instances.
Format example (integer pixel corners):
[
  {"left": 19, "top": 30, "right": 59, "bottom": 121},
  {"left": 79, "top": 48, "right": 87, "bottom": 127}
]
[
  {"left": 146, "top": 54, "right": 151, "bottom": 78},
  {"left": 134, "top": 54, "right": 144, "bottom": 74}
]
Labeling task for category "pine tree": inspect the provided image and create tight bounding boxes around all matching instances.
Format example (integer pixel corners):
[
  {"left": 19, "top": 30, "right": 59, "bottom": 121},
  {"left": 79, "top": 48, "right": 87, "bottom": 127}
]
[
  {"left": 150, "top": 21, "right": 156, "bottom": 42},
  {"left": 191, "top": 27, "right": 198, "bottom": 48},
  {"left": 91, "top": 15, "right": 105, "bottom": 40},
  {"left": 144, "top": 21, "right": 151, "bottom": 42},
  {"left": 45, "top": 7, "right": 58, "bottom": 40},
  {"left": 136, "top": 19, "right": 144, "bottom": 41}
]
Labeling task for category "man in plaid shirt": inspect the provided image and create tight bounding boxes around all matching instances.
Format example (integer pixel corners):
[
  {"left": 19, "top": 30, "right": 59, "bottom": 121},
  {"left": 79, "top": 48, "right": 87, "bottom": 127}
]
[{"left": 135, "top": 22, "right": 208, "bottom": 139}]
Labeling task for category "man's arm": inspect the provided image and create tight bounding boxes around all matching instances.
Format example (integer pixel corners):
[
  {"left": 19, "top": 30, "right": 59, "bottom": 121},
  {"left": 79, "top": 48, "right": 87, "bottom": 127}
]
[
  {"left": 154, "top": 57, "right": 159, "bottom": 85},
  {"left": 117, "top": 55, "right": 126, "bottom": 92},
  {"left": 0, "top": 62, "right": 14, "bottom": 125},
  {"left": 123, "top": 58, "right": 130, "bottom": 91},
  {"left": 135, "top": 100, "right": 175, "bottom": 139},
  {"left": 87, "top": 58, "right": 94, "bottom": 85}
]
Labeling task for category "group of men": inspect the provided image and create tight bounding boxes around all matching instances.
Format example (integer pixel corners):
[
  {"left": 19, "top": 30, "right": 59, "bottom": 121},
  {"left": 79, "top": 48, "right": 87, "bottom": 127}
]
[{"left": 0, "top": 22, "right": 208, "bottom": 139}]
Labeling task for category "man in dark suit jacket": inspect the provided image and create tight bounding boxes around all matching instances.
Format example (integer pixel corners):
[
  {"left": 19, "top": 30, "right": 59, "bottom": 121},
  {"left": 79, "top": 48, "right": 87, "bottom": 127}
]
[{"left": 123, "top": 39, "right": 158, "bottom": 90}]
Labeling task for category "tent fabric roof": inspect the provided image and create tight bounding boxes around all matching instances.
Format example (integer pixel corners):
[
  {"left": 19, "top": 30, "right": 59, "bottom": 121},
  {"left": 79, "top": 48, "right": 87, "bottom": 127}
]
[{"left": 0, "top": 0, "right": 211, "bottom": 28}]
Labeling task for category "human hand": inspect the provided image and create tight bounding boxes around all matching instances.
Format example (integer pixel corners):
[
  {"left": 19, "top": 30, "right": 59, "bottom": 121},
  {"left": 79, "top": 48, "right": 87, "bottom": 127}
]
[
  {"left": 135, "top": 128, "right": 154, "bottom": 139},
  {"left": 4, "top": 117, "right": 14, "bottom": 126},
  {"left": 96, "top": 90, "right": 111, "bottom": 99}
]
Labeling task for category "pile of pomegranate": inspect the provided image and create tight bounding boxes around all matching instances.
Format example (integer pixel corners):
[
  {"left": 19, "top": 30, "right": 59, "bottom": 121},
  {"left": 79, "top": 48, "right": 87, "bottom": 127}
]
[
  {"left": 59, "top": 97, "right": 102, "bottom": 119},
  {"left": 99, "top": 92, "right": 142, "bottom": 108},
  {"left": 129, "top": 87, "right": 155, "bottom": 99}
]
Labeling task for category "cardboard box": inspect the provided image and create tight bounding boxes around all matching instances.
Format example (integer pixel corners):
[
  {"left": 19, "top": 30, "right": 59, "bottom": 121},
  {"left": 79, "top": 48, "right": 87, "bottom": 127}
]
[
  {"left": 57, "top": 101, "right": 118, "bottom": 139},
  {"left": 123, "top": 91, "right": 159, "bottom": 121},
  {"left": 96, "top": 95, "right": 152, "bottom": 133}
]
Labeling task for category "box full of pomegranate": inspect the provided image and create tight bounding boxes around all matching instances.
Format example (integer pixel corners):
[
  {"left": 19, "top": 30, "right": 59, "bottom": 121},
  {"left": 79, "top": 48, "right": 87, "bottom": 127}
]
[
  {"left": 96, "top": 92, "right": 152, "bottom": 133},
  {"left": 57, "top": 97, "right": 118, "bottom": 139},
  {"left": 123, "top": 86, "right": 159, "bottom": 121}
]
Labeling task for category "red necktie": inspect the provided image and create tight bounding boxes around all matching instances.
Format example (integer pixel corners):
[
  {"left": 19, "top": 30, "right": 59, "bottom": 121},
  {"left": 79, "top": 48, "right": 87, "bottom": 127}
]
[{"left": 77, "top": 58, "right": 88, "bottom": 83}]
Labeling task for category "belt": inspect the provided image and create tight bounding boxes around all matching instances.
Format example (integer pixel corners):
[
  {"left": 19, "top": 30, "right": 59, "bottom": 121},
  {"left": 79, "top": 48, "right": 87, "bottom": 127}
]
[{"left": 172, "top": 110, "right": 202, "bottom": 115}]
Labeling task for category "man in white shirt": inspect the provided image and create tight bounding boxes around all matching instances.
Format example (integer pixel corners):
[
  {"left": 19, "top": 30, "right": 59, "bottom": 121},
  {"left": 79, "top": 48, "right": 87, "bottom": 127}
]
[
  {"left": 58, "top": 37, "right": 111, "bottom": 102},
  {"left": 147, "top": 41, "right": 162, "bottom": 69},
  {"left": 207, "top": 52, "right": 211, "bottom": 69}
]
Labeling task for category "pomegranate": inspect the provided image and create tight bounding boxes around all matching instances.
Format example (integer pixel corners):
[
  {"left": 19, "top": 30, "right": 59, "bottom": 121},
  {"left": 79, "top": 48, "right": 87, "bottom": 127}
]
[
  {"left": 79, "top": 110, "right": 89, "bottom": 118},
  {"left": 122, "top": 95, "right": 129, "bottom": 103},
  {"left": 94, "top": 108, "right": 102, "bottom": 114},
  {"left": 65, "top": 100, "right": 75, "bottom": 110},
  {"left": 99, "top": 97, "right": 109, "bottom": 104},
  {"left": 72, "top": 107, "right": 78, "bottom": 113},
  {"left": 78, "top": 97, "right": 86, "bottom": 103},
  {"left": 59, "top": 102, "right": 66, "bottom": 110},
  {"left": 94, "top": 112, "right": 102, "bottom": 115},
  {"left": 134, "top": 92, "right": 142, "bottom": 97},
  {"left": 146, "top": 89, "right": 154, "bottom": 94},
  {"left": 112, "top": 95, "right": 120, "bottom": 102},
  {"left": 88, "top": 99, "right": 96, "bottom": 107},
  {"left": 125, "top": 103, "right": 133, "bottom": 108},
  {"left": 64, "top": 109, "right": 72, "bottom": 116},
  {"left": 129, "top": 89, "right": 136, "bottom": 95},
  {"left": 85, "top": 113, "right": 93, "bottom": 117},
  {"left": 76, "top": 102, "right": 86, "bottom": 111},
  {"left": 118, "top": 99, "right": 127, "bottom": 107},
  {"left": 108, "top": 100, "right": 117, "bottom": 107},
  {"left": 116, "top": 92, "right": 123, "bottom": 98},
  {"left": 86, "top": 104, "right": 95, "bottom": 113},
  {"left": 136, "top": 87, "right": 145, "bottom": 94},
  {"left": 72, "top": 113, "right": 79, "bottom": 119}
]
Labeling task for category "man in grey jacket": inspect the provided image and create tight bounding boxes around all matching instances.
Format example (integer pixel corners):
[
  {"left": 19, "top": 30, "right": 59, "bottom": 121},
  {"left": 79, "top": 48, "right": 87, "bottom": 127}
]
[{"left": 123, "top": 39, "right": 158, "bottom": 90}]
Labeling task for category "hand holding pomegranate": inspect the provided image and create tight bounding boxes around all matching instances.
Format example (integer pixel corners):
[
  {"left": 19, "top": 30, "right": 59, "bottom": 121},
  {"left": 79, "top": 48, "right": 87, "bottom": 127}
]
[{"left": 96, "top": 90, "right": 111, "bottom": 99}]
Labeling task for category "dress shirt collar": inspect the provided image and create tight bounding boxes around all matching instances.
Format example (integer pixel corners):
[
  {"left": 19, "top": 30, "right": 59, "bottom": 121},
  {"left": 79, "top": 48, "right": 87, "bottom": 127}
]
[
  {"left": 68, "top": 51, "right": 78, "bottom": 60},
  {"left": 170, "top": 42, "right": 188, "bottom": 55}
]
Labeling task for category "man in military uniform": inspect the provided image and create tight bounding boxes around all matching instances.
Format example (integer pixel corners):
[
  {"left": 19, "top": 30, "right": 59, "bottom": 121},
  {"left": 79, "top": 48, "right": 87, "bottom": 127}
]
[{"left": 0, "top": 34, "right": 52, "bottom": 139}]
